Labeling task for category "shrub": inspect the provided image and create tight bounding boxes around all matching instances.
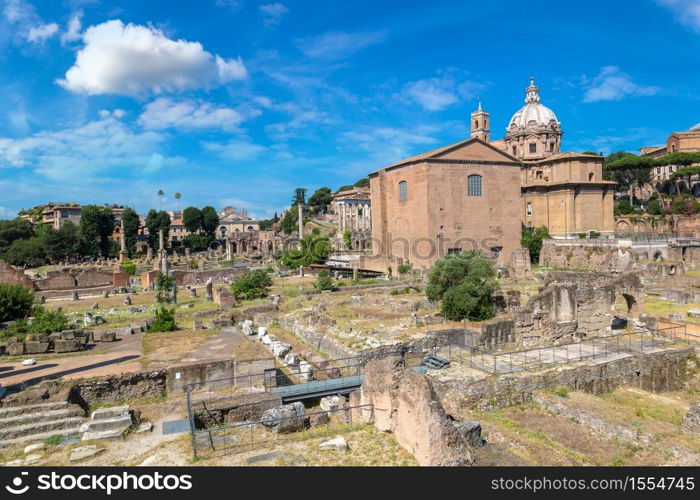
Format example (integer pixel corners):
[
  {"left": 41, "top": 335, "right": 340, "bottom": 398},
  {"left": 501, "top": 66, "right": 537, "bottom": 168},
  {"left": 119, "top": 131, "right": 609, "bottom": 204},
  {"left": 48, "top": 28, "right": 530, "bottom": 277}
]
[
  {"left": 397, "top": 262, "right": 412, "bottom": 275},
  {"left": 122, "top": 260, "right": 136, "bottom": 276},
  {"left": 577, "top": 232, "right": 587, "bottom": 239},
  {"left": 615, "top": 199, "right": 634, "bottom": 215},
  {"left": 279, "top": 234, "right": 331, "bottom": 268},
  {"left": 148, "top": 306, "right": 176, "bottom": 332},
  {"left": 521, "top": 226, "right": 550, "bottom": 264},
  {"left": 6, "top": 307, "right": 70, "bottom": 339},
  {"left": 155, "top": 271, "right": 175, "bottom": 304},
  {"left": 589, "top": 231, "right": 601, "bottom": 239},
  {"left": 647, "top": 199, "right": 663, "bottom": 215},
  {"left": 230, "top": 269, "right": 273, "bottom": 300},
  {"left": 0, "top": 283, "right": 35, "bottom": 323},
  {"left": 314, "top": 269, "right": 335, "bottom": 292}
]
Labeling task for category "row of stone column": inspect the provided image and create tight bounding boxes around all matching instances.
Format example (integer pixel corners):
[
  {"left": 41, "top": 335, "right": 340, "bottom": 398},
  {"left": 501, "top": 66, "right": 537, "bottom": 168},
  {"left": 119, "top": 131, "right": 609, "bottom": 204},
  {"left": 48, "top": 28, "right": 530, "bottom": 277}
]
[{"left": 338, "top": 202, "right": 371, "bottom": 231}]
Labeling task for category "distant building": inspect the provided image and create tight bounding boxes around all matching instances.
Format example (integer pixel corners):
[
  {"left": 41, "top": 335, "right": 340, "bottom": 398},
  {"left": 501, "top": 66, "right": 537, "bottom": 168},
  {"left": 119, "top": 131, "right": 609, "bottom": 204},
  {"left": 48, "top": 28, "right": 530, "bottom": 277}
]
[
  {"left": 217, "top": 206, "right": 259, "bottom": 239},
  {"left": 363, "top": 77, "right": 615, "bottom": 273},
  {"left": 330, "top": 188, "right": 371, "bottom": 233},
  {"left": 640, "top": 123, "right": 700, "bottom": 191},
  {"left": 20, "top": 202, "right": 82, "bottom": 230}
]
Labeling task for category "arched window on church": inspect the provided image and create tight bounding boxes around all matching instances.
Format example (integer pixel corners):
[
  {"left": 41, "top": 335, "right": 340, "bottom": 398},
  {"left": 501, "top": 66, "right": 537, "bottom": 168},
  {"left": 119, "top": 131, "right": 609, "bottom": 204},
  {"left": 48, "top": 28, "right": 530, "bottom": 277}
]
[
  {"left": 467, "top": 175, "right": 482, "bottom": 197},
  {"left": 474, "top": 120, "right": 478, "bottom": 129},
  {"left": 398, "top": 181, "right": 408, "bottom": 202}
]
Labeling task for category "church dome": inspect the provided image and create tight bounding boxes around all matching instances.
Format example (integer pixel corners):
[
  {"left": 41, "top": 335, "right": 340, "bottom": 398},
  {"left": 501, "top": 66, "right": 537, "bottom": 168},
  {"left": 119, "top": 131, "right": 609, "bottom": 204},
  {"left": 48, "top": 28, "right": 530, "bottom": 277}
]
[
  {"left": 690, "top": 122, "right": 700, "bottom": 132},
  {"left": 507, "top": 77, "right": 559, "bottom": 129}
]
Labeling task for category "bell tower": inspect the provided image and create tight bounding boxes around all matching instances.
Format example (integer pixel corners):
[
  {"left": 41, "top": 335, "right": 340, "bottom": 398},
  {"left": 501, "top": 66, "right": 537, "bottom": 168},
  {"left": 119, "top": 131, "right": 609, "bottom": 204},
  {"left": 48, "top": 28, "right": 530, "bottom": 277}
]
[{"left": 470, "top": 101, "right": 490, "bottom": 142}]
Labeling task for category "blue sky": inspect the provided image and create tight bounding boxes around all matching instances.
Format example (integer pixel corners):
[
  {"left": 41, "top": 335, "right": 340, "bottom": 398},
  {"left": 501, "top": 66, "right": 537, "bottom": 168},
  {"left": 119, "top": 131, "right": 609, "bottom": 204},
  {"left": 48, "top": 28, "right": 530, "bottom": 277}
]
[{"left": 0, "top": 0, "right": 699, "bottom": 220}]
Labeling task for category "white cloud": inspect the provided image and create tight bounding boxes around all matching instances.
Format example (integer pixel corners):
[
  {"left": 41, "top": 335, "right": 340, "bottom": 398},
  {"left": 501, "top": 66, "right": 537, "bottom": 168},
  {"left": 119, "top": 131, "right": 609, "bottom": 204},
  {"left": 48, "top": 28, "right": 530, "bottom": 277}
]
[
  {"left": 57, "top": 20, "right": 247, "bottom": 96},
  {"left": 61, "top": 10, "right": 83, "bottom": 44},
  {"left": 0, "top": 113, "right": 166, "bottom": 179},
  {"left": 656, "top": 0, "right": 700, "bottom": 33},
  {"left": 0, "top": 206, "right": 18, "bottom": 219},
  {"left": 27, "top": 22, "right": 59, "bottom": 42},
  {"left": 138, "top": 97, "right": 253, "bottom": 131},
  {"left": 402, "top": 74, "right": 484, "bottom": 111},
  {"left": 215, "top": 0, "right": 243, "bottom": 10},
  {"left": 2, "top": 0, "right": 32, "bottom": 23},
  {"left": 295, "top": 30, "right": 385, "bottom": 60},
  {"left": 265, "top": 102, "right": 335, "bottom": 140},
  {"left": 582, "top": 66, "right": 658, "bottom": 103},
  {"left": 202, "top": 139, "right": 266, "bottom": 161},
  {"left": 259, "top": 3, "right": 289, "bottom": 26}
]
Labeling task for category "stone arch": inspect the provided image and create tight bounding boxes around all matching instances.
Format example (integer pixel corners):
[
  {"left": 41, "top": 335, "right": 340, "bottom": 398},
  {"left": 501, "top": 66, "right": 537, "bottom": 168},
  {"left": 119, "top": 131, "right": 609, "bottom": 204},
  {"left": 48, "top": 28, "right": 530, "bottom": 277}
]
[
  {"left": 653, "top": 250, "right": 663, "bottom": 262},
  {"left": 230, "top": 241, "right": 238, "bottom": 255},
  {"left": 612, "top": 292, "right": 639, "bottom": 320}
]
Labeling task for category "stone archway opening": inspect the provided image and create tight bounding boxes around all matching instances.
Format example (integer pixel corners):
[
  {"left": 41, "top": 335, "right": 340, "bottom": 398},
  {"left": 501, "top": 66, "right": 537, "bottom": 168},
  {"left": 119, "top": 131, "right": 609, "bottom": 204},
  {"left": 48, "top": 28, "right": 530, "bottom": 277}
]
[
  {"left": 612, "top": 292, "right": 638, "bottom": 328},
  {"left": 653, "top": 250, "right": 663, "bottom": 262}
]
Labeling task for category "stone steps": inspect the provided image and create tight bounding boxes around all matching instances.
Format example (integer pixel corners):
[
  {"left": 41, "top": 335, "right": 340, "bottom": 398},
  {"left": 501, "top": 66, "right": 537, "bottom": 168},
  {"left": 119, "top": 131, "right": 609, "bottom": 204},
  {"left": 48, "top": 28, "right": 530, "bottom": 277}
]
[
  {"left": 0, "top": 427, "right": 83, "bottom": 449},
  {"left": 0, "top": 406, "right": 84, "bottom": 428},
  {"left": 81, "top": 415, "right": 133, "bottom": 433},
  {"left": 0, "top": 401, "right": 73, "bottom": 419},
  {"left": 0, "top": 417, "right": 85, "bottom": 442},
  {"left": 81, "top": 405, "right": 134, "bottom": 442}
]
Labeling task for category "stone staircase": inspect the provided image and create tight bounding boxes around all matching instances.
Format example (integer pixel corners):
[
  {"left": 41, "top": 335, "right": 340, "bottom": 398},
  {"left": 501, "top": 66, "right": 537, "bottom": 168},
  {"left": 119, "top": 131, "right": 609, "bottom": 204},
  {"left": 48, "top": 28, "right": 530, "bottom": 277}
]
[
  {"left": 81, "top": 405, "right": 134, "bottom": 441},
  {"left": 0, "top": 401, "right": 86, "bottom": 448}
]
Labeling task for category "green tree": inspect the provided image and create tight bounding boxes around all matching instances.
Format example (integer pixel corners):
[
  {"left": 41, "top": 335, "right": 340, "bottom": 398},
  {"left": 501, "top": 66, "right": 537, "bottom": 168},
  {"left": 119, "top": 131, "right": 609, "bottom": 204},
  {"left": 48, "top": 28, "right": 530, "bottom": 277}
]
[
  {"left": 279, "top": 234, "right": 331, "bottom": 267},
  {"left": 3, "top": 237, "right": 47, "bottom": 267},
  {"left": 0, "top": 218, "right": 34, "bottom": 254},
  {"left": 121, "top": 207, "right": 140, "bottom": 256},
  {"left": 183, "top": 233, "right": 214, "bottom": 251},
  {"left": 308, "top": 187, "right": 333, "bottom": 214},
  {"left": 280, "top": 210, "right": 298, "bottom": 235},
  {"left": 230, "top": 269, "right": 273, "bottom": 300},
  {"left": 314, "top": 269, "right": 335, "bottom": 292},
  {"left": 182, "top": 207, "right": 203, "bottom": 234},
  {"left": 521, "top": 225, "right": 550, "bottom": 264},
  {"left": 342, "top": 229, "right": 352, "bottom": 249},
  {"left": 425, "top": 250, "right": 498, "bottom": 321},
  {"left": 174, "top": 192, "right": 182, "bottom": 210},
  {"left": 157, "top": 189, "right": 165, "bottom": 210},
  {"left": 145, "top": 210, "right": 171, "bottom": 249},
  {"left": 0, "top": 283, "right": 35, "bottom": 322},
  {"left": 353, "top": 177, "right": 370, "bottom": 188},
  {"left": 292, "top": 188, "right": 307, "bottom": 206},
  {"left": 201, "top": 206, "right": 219, "bottom": 236},
  {"left": 80, "top": 205, "right": 115, "bottom": 258},
  {"left": 43, "top": 221, "right": 81, "bottom": 261}
]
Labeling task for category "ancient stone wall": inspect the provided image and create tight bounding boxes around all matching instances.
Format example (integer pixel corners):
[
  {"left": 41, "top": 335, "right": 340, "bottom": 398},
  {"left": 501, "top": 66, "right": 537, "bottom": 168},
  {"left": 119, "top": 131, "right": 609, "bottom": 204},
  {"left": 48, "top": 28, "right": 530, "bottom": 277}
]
[
  {"left": 479, "top": 320, "right": 518, "bottom": 349},
  {"left": 351, "top": 356, "right": 474, "bottom": 466},
  {"left": 540, "top": 240, "right": 634, "bottom": 271},
  {"left": 0, "top": 260, "right": 36, "bottom": 290},
  {"left": 68, "top": 370, "right": 167, "bottom": 408},
  {"left": 509, "top": 248, "right": 532, "bottom": 279},
  {"left": 434, "top": 347, "right": 695, "bottom": 412}
]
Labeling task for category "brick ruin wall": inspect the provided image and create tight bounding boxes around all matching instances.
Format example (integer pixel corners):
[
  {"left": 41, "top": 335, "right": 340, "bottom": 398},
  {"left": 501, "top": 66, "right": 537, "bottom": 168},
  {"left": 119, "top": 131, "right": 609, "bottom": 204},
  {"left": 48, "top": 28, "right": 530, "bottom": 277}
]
[{"left": 472, "top": 272, "right": 644, "bottom": 349}]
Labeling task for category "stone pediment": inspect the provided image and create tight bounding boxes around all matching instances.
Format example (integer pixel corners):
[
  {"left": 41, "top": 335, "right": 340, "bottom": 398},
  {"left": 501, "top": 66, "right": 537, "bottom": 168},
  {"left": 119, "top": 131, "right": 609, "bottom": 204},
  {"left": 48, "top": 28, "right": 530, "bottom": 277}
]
[{"left": 432, "top": 138, "right": 520, "bottom": 163}]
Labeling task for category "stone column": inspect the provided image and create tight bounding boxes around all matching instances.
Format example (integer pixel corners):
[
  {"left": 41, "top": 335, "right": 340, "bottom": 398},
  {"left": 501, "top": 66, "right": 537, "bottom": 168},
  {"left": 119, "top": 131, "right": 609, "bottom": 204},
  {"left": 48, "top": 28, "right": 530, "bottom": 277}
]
[
  {"left": 339, "top": 202, "right": 345, "bottom": 231},
  {"left": 118, "top": 226, "right": 127, "bottom": 263}
]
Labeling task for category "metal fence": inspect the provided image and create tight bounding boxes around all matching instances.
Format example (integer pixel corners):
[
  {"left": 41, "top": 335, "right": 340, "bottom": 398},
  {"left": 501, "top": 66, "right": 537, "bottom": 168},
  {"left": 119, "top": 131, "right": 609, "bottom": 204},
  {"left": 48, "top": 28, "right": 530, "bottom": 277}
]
[
  {"left": 189, "top": 403, "right": 375, "bottom": 457},
  {"left": 439, "top": 323, "right": 690, "bottom": 375}
]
